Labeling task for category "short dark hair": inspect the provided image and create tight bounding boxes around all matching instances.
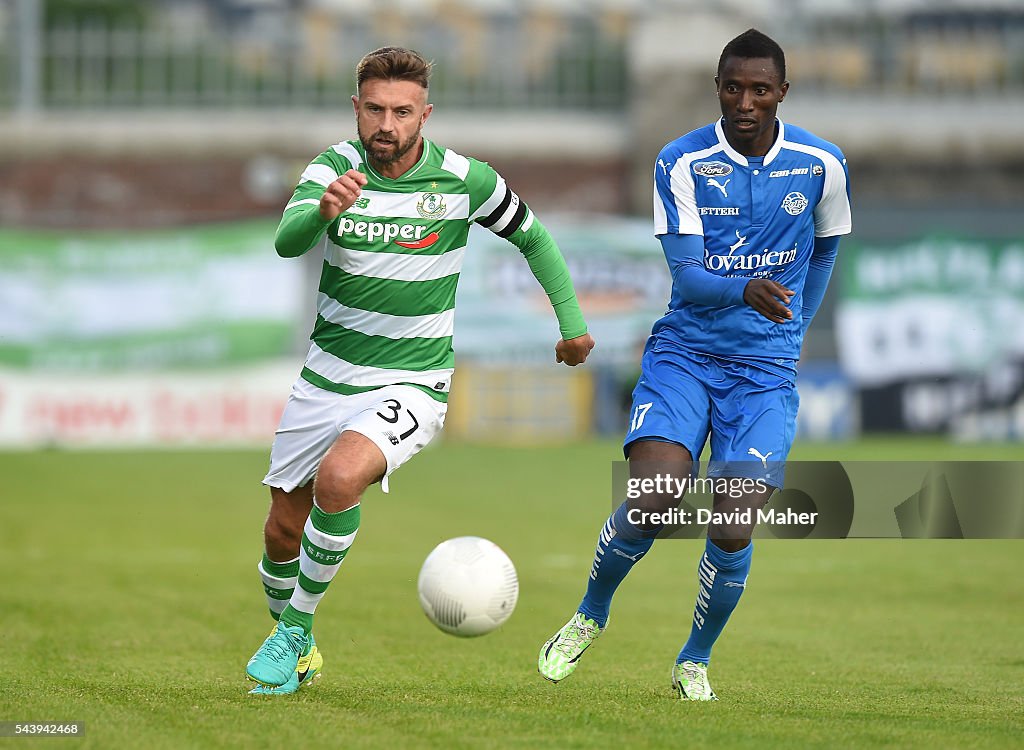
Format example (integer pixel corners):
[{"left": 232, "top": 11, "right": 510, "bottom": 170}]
[
  {"left": 718, "top": 29, "right": 786, "bottom": 82},
  {"left": 356, "top": 46, "right": 433, "bottom": 92}
]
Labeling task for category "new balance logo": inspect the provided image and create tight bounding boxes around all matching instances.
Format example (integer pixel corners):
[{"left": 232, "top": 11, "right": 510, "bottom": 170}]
[
  {"left": 708, "top": 178, "right": 730, "bottom": 197},
  {"left": 747, "top": 447, "right": 773, "bottom": 468}
]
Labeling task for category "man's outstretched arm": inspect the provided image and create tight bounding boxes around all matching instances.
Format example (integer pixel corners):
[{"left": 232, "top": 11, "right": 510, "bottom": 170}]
[{"left": 504, "top": 217, "right": 594, "bottom": 366}]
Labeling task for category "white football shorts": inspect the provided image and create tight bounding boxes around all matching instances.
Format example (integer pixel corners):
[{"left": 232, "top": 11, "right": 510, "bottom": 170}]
[{"left": 263, "top": 377, "right": 447, "bottom": 494}]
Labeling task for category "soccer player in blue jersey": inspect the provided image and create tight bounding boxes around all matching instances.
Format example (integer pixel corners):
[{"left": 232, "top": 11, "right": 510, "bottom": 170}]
[{"left": 538, "top": 29, "right": 852, "bottom": 700}]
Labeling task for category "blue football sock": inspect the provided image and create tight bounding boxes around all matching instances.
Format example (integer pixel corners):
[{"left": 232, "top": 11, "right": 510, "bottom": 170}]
[
  {"left": 677, "top": 537, "right": 753, "bottom": 666},
  {"left": 578, "top": 502, "right": 658, "bottom": 628}
]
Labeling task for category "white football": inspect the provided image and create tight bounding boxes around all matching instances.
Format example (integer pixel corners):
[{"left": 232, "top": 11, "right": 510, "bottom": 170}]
[{"left": 417, "top": 536, "right": 519, "bottom": 637}]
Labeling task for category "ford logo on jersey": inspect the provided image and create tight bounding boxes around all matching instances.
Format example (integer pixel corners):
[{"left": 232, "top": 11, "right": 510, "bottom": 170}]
[{"left": 692, "top": 161, "right": 733, "bottom": 177}]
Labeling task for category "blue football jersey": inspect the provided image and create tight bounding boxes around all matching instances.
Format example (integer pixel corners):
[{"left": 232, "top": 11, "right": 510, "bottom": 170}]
[{"left": 652, "top": 118, "right": 852, "bottom": 361}]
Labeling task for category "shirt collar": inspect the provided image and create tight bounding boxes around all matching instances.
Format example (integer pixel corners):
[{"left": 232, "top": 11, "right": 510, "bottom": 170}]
[{"left": 715, "top": 118, "right": 786, "bottom": 167}]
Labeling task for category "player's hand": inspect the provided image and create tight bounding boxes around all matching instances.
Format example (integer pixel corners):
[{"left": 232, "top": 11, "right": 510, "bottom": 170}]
[
  {"left": 319, "top": 169, "right": 368, "bottom": 221},
  {"left": 743, "top": 279, "right": 794, "bottom": 324},
  {"left": 555, "top": 333, "right": 595, "bottom": 366}
]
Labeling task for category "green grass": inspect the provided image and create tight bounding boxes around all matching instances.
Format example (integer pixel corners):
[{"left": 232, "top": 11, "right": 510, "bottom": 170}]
[{"left": 1, "top": 438, "right": 1022, "bottom": 748}]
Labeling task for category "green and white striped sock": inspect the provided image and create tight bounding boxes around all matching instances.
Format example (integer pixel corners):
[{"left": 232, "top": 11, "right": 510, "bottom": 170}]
[
  {"left": 258, "top": 553, "right": 299, "bottom": 622},
  {"left": 279, "top": 502, "right": 361, "bottom": 635}
]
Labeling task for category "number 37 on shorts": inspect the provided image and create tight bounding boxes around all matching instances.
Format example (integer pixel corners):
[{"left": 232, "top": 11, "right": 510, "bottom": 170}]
[
  {"left": 263, "top": 380, "right": 447, "bottom": 493},
  {"left": 345, "top": 385, "right": 447, "bottom": 476},
  {"left": 374, "top": 397, "right": 421, "bottom": 446}
]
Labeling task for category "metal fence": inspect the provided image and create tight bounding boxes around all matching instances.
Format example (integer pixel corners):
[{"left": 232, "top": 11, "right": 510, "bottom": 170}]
[
  {"left": 778, "top": 11, "right": 1024, "bottom": 97},
  {"left": 3, "top": 8, "right": 1023, "bottom": 112},
  {"left": 0, "top": 16, "right": 629, "bottom": 111}
]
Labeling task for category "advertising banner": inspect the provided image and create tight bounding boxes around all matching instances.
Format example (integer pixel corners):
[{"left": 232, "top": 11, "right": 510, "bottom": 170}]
[
  {"left": 0, "top": 364, "right": 295, "bottom": 447},
  {"left": 836, "top": 236, "right": 1024, "bottom": 435},
  {"left": 836, "top": 236, "right": 1024, "bottom": 386},
  {"left": 0, "top": 220, "right": 303, "bottom": 371},
  {"left": 454, "top": 218, "right": 670, "bottom": 367}
]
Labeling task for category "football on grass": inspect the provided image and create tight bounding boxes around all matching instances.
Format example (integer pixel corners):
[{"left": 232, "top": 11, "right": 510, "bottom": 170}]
[{"left": 417, "top": 536, "right": 519, "bottom": 637}]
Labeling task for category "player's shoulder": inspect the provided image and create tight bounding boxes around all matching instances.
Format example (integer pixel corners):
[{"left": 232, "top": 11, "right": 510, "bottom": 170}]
[
  {"left": 780, "top": 122, "right": 846, "bottom": 166},
  {"left": 430, "top": 141, "right": 474, "bottom": 182},
  {"left": 316, "top": 139, "right": 364, "bottom": 171},
  {"left": 432, "top": 141, "right": 499, "bottom": 194},
  {"left": 658, "top": 122, "right": 720, "bottom": 163}
]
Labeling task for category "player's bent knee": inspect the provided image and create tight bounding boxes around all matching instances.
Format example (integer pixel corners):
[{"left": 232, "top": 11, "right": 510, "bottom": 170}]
[
  {"left": 313, "top": 462, "right": 376, "bottom": 512},
  {"left": 313, "top": 431, "right": 387, "bottom": 511},
  {"left": 264, "top": 512, "right": 303, "bottom": 554}
]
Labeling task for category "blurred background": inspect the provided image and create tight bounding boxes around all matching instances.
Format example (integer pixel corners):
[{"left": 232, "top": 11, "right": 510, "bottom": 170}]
[{"left": 1, "top": 0, "right": 1022, "bottom": 449}]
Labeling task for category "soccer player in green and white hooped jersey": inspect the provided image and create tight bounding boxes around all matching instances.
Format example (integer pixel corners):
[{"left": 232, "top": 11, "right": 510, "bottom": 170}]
[{"left": 245, "top": 46, "right": 596, "bottom": 695}]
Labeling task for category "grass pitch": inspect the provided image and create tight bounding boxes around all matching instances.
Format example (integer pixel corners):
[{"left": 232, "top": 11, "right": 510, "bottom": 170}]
[{"left": 2, "top": 438, "right": 1022, "bottom": 748}]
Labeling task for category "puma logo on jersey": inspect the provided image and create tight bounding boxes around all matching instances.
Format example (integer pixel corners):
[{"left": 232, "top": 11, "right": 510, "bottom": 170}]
[
  {"left": 708, "top": 178, "right": 730, "bottom": 197},
  {"left": 658, "top": 158, "right": 673, "bottom": 175},
  {"left": 747, "top": 447, "right": 773, "bottom": 467}
]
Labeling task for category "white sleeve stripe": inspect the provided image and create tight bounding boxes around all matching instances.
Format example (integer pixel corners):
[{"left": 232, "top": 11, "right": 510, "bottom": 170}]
[
  {"left": 815, "top": 224, "right": 852, "bottom": 237},
  {"left": 780, "top": 141, "right": 852, "bottom": 236},
  {"left": 300, "top": 163, "right": 339, "bottom": 187},
  {"left": 285, "top": 198, "right": 322, "bottom": 210},
  {"left": 653, "top": 183, "right": 669, "bottom": 234},
  {"left": 669, "top": 157, "right": 704, "bottom": 235},
  {"left": 653, "top": 143, "right": 719, "bottom": 236},
  {"left": 520, "top": 209, "right": 535, "bottom": 233},
  {"left": 440, "top": 149, "right": 471, "bottom": 181},
  {"left": 469, "top": 176, "right": 507, "bottom": 223},
  {"left": 331, "top": 141, "right": 363, "bottom": 170}
]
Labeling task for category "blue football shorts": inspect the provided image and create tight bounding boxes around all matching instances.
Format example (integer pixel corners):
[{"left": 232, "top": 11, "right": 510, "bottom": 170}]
[{"left": 623, "top": 336, "right": 799, "bottom": 488}]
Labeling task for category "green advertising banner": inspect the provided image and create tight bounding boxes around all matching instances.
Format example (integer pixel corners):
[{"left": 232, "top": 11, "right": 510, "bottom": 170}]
[
  {"left": 1, "top": 216, "right": 674, "bottom": 375},
  {"left": 0, "top": 220, "right": 304, "bottom": 371},
  {"left": 836, "top": 236, "right": 1024, "bottom": 385}
]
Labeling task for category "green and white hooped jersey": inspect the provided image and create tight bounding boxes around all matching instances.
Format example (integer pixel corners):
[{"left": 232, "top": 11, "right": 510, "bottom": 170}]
[{"left": 284, "top": 138, "right": 536, "bottom": 403}]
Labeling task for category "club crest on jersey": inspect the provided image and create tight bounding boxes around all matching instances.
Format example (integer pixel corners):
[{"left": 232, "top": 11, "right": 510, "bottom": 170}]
[
  {"left": 812, "top": 164, "right": 824, "bottom": 176},
  {"left": 692, "top": 161, "right": 733, "bottom": 178},
  {"left": 782, "top": 192, "right": 809, "bottom": 216},
  {"left": 416, "top": 192, "right": 447, "bottom": 219}
]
